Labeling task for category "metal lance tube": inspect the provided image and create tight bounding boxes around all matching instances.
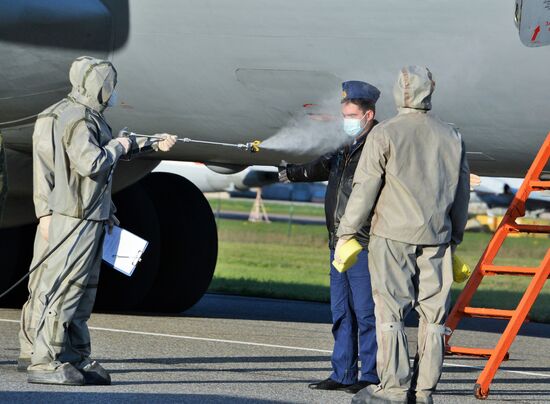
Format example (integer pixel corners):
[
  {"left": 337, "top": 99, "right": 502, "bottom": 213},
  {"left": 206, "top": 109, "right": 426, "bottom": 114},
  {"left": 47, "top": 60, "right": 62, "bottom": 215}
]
[{"left": 123, "top": 131, "right": 261, "bottom": 153}]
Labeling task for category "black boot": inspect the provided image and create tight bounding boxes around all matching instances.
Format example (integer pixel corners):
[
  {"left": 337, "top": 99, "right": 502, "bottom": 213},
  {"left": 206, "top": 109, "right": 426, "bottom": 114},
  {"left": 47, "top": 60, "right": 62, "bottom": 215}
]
[
  {"left": 308, "top": 378, "right": 352, "bottom": 391},
  {"left": 28, "top": 363, "right": 85, "bottom": 386}
]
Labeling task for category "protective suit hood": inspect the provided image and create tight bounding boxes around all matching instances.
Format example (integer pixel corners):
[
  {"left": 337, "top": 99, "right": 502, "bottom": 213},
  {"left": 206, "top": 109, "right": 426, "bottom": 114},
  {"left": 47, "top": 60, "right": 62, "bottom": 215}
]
[
  {"left": 393, "top": 65, "right": 435, "bottom": 111},
  {"left": 69, "top": 56, "right": 117, "bottom": 112}
]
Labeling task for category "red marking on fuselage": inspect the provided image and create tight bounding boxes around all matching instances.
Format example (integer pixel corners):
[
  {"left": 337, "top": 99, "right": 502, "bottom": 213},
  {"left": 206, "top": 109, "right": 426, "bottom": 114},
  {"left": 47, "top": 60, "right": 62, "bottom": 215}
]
[{"left": 531, "top": 25, "right": 541, "bottom": 42}]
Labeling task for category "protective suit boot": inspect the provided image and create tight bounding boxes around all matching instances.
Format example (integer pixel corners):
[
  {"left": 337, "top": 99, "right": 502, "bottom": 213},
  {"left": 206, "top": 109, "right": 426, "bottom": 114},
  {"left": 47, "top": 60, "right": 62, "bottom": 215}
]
[
  {"left": 16, "top": 357, "right": 31, "bottom": 372},
  {"left": 345, "top": 380, "right": 376, "bottom": 394},
  {"left": 27, "top": 363, "right": 85, "bottom": 385},
  {"left": 352, "top": 384, "right": 408, "bottom": 404},
  {"left": 76, "top": 360, "right": 111, "bottom": 385}
]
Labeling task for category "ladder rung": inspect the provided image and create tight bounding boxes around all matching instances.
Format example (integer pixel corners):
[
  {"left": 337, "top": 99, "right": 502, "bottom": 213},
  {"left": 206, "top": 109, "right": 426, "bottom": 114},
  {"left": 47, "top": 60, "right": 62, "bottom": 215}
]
[
  {"left": 511, "top": 224, "right": 550, "bottom": 233},
  {"left": 462, "top": 307, "right": 516, "bottom": 319},
  {"left": 482, "top": 264, "right": 539, "bottom": 276},
  {"left": 446, "top": 346, "right": 510, "bottom": 360},
  {"left": 529, "top": 180, "right": 550, "bottom": 189}
]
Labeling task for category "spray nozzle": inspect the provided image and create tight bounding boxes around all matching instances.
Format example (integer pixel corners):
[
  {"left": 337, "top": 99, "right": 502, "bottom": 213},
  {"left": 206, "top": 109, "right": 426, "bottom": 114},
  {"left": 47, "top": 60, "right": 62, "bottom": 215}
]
[{"left": 239, "top": 140, "right": 261, "bottom": 153}]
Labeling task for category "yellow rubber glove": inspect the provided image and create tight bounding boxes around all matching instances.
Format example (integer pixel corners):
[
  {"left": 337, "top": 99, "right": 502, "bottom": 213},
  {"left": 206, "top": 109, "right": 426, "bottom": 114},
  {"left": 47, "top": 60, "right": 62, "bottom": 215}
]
[
  {"left": 333, "top": 238, "right": 362, "bottom": 273},
  {"left": 453, "top": 254, "right": 472, "bottom": 283}
]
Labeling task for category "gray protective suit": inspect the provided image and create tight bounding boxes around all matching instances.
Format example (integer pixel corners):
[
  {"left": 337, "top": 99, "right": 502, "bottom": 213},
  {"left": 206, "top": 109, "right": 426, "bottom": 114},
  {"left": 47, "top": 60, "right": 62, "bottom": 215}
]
[
  {"left": 19, "top": 99, "right": 72, "bottom": 361},
  {"left": 0, "top": 132, "right": 7, "bottom": 223},
  {"left": 30, "top": 57, "right": 127, "bottom": 371},
  {"left": 337, "top": 66, "right": 470, "bottom": 402}
]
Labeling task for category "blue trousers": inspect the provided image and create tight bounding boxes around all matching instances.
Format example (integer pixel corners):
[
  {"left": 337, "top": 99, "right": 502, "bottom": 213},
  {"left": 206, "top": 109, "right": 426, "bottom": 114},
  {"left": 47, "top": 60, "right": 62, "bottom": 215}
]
[{"left": 329, "top": 249, "right": 378, "bottom": 384}]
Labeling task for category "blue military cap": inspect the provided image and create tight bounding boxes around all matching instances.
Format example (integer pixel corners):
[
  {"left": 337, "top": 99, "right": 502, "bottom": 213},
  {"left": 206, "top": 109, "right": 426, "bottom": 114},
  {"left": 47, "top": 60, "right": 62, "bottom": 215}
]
[{"left": 341, "top": 80, "right": 380, "bottom": 103}]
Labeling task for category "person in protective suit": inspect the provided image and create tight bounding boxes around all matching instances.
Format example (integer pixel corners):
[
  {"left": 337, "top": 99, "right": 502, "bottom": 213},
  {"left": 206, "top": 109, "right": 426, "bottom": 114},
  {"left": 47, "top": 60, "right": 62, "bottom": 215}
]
[
  {"left": 335, "top": 66, "right": 470, "bottom": 404},
  {"left": 279, "top": 81, "right": 380, "bottom": 394},
  {"left": 0, "top": 132, "right": 7, "bottom": 223},
  {"left": 27, "top": 56, "right": 177, "bottom": 386},
  {"left": 18, "top": 92, "right": 172, "bottom": 372},
  {"left": 17, "top": 97, "right": 72, "bottom": 371}
]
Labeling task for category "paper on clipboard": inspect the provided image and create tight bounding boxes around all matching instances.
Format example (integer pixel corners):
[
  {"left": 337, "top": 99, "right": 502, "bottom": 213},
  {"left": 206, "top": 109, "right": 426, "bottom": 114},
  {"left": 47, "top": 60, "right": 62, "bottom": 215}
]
[{"left": 102, "top": 226, "right": 148, "bottom": 276}]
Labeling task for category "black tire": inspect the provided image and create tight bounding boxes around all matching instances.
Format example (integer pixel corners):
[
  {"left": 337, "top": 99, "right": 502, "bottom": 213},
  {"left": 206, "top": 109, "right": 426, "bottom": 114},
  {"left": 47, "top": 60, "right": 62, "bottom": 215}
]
[
  {"left": 0, "top": 227, "right": 22, "bottom": 298},
  {"left": 139, "top": 172, "right": 218, "bottom": 312},
  {"left": 94, "top": 181, "right": 161, "bottom": 311},
  {"left": 0, "top": 223, "right": 36, "bottom": 307}
]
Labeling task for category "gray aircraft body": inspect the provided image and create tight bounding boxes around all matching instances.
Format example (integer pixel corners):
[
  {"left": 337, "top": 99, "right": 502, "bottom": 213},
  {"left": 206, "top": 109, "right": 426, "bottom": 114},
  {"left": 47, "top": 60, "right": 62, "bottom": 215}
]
[{"left": 0, "top": 0, "right": 549, "bottom": 311}]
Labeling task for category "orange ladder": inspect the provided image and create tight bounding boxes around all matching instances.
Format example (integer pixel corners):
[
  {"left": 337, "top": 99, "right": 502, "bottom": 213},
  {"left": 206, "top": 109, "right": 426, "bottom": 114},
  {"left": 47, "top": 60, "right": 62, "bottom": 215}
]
[{"left": 445, "top": 132, "right": 550, "bottom": 399}]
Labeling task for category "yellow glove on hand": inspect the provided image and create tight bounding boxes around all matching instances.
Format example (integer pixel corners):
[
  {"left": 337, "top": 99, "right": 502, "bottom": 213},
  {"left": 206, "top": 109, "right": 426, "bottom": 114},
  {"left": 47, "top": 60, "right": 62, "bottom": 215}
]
[
  {"left": 452, "top": 254, "right": 472, "bottom": 283},
  {"left": 333, "top": 238, "right": 362, "bottom": 273}
]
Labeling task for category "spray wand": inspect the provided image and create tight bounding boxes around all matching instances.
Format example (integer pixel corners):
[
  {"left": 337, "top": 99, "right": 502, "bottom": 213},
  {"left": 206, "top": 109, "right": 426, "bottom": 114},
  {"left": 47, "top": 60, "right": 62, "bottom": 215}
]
[{"left": 121, "top": 130, "right": 261, "bottom": 153}]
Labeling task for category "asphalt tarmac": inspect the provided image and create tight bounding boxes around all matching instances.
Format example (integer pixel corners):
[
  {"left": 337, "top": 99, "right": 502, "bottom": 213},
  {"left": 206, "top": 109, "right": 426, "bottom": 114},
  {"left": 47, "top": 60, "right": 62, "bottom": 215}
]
[{"left": 1, "top": 294, "right": 549, "bottom": 403}]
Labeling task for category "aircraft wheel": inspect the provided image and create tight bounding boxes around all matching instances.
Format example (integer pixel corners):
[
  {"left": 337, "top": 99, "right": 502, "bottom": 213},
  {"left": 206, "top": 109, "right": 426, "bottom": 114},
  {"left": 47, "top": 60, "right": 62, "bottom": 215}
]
[
  {"left": 0, "top": 224, "right": 36, "bottom": 307},
  {"left": 94, "top": 182, "right": 161, "bottom": 311},
  {"left": 139, "top": 172, "right": 218, "bottom": 313}
]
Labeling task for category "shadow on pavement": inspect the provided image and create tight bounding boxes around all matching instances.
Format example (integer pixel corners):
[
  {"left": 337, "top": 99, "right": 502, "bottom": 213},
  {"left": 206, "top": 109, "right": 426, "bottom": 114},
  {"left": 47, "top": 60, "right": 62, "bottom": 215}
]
[
  {"left": 439, "top": 378, "right": 550, "bottom": 385},
  {"left": 114, "top": 379, "right": 311, "bottom": 386},
  {"left": 108, "top": 367, "right": 331, "bottom": 374},
  {"left": 0, "top": 392, "right": 284, "bottom": 403},
  {"left": 99, "top": 355, "right": 332, "bottom": 375},
  {"left": 183, "top": 294, "right": 550, "bottom": 338},
  {"left": 100, "top": 355, "right": 330, "bottom": 365},
  {"left": 437, "top": 387, "right": 550, "bottom": 398},
  {"left": 184, "top": 294, "right": 332, "bottom": 324}
]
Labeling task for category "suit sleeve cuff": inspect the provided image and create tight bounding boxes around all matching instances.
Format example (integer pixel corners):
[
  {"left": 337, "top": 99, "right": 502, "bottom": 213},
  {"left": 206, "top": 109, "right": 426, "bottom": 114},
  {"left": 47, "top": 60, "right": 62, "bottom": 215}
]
[
  {"left": 336, "top": 223, "right": 357, "bottom": 239},
  {"left": 106, "top": 139, "right": 125, "bottom": 160}
]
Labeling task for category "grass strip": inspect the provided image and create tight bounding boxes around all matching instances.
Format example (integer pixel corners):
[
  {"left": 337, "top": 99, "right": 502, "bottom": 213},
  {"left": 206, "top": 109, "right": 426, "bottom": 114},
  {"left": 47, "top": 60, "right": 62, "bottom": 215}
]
[
  {"left": 208, "top": 197, "right": 325, "bottom": 218},
  {"left": 210, "top": 219, "right": 550, "bottom": 323}
]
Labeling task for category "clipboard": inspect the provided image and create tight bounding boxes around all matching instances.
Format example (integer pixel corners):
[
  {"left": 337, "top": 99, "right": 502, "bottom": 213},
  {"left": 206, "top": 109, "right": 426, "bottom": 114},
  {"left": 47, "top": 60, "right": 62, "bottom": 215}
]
[{"left": 102, "top": 226, "right": 148, "bottom": 276}]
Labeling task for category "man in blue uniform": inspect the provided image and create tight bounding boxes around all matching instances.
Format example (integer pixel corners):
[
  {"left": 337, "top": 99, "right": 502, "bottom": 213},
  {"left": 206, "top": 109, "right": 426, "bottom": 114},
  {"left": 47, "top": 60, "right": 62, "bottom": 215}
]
[{"left": 278, "top": 81, "right": 380, "bottom": 394}]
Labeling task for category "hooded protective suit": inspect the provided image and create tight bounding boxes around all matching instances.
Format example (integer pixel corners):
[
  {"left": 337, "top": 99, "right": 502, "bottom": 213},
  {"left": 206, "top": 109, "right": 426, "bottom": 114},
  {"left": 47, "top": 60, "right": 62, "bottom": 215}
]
[
  {"left": 18, "top": 98, "right": 72, "bottom": 364},
  {"left": 338, "top": 66, "right": 469, "bottom": 246},
  {"left": 47, "top": 57, "right": 124, "bottom": 220},
  {"left": 337, "top": 66, "right": 470, "bottom": 403},
  {"left": 29, "top": 57, "right": 129, "bottom": 377}
]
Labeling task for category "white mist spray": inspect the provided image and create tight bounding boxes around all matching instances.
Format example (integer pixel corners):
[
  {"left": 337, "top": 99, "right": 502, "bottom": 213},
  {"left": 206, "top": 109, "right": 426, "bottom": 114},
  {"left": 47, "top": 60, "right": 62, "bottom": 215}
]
[{"left": 261, "top": 97, "right": 352, "bottom": 156}]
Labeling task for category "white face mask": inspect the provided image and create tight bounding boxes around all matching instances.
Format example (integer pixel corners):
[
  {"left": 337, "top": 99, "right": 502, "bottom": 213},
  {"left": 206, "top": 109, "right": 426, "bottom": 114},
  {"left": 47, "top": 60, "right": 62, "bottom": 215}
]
[
  {"left": 106, "top": 90, "right": 119, "bottom": 107},
  {"left": 343, "top": 111, "right": 367, "bottom": 137}
]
